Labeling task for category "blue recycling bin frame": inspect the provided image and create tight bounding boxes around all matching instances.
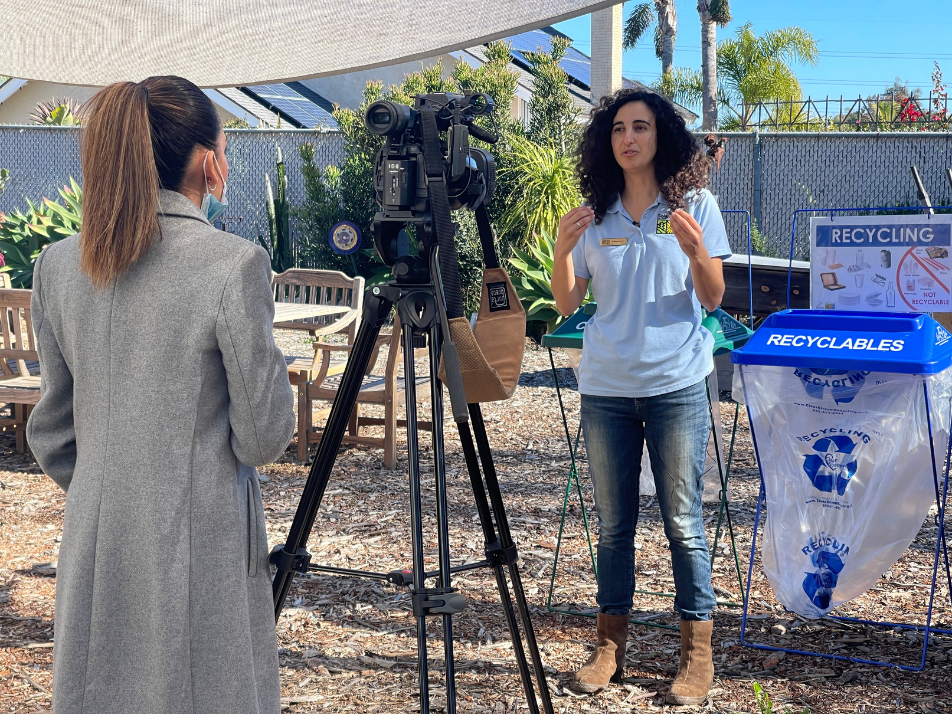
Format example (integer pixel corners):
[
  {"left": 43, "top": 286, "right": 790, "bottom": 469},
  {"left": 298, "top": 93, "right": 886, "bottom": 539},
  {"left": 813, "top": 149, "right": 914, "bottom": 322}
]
[{"left": 732, "top": 309, "right": 952, "bottom": 671}]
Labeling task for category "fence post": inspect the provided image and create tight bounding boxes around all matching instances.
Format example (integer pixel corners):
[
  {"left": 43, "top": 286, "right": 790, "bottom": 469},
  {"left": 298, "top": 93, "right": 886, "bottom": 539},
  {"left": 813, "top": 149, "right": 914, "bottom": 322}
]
[{"left": 752, "top": 130, "right": 763, "bottom": 231}]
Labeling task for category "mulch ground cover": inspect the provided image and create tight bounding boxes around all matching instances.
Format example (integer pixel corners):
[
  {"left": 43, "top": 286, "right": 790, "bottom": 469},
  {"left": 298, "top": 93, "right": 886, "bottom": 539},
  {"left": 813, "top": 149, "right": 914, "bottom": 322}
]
[{"left": 1, "top": 336, "right": 950, "bottom": 712}]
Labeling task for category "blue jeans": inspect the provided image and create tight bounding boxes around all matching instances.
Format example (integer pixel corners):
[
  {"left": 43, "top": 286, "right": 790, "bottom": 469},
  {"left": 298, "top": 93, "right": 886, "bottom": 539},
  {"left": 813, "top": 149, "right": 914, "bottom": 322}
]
[{"left": 581, "top": 380, "right": 716, "bottom": 621}]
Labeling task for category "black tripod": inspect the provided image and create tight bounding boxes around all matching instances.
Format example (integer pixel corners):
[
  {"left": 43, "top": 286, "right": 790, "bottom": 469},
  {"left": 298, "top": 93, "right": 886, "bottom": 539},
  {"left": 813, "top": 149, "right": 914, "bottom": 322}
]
[{"left": 270, "top": 249, "right": 554, "bottom": 714}]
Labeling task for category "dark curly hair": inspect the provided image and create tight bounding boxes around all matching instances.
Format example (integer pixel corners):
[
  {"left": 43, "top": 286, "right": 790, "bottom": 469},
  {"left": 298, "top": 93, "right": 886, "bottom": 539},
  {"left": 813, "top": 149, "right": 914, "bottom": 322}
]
[{"left": 575, "top": 89, "right": 711, "bottom": 223}]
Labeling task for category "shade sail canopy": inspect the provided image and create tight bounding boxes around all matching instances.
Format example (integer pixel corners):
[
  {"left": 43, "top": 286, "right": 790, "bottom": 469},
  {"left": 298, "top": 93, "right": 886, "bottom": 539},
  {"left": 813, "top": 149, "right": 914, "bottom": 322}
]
[{"left": 0, "top": 0, "right": 618, "bottom": 87}]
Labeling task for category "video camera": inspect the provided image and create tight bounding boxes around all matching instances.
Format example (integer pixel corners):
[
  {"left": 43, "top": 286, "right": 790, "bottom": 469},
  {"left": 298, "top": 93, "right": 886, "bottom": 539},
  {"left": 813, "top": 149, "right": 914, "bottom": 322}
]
[{"left": 364, "top": 91, "right": 498, "bottom": 266}]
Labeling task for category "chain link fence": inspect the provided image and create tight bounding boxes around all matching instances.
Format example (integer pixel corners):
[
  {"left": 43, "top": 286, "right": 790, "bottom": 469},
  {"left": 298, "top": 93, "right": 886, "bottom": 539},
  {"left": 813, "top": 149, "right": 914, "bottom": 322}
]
[
  {"left": 4, "top": 126, "right": 952, "bottom": 264},
  {"left": 708, "top": 132, "right": 952, "bottom": 260},
  {"left": 0, "top": 126, "right": 345, "bottom": 249}
]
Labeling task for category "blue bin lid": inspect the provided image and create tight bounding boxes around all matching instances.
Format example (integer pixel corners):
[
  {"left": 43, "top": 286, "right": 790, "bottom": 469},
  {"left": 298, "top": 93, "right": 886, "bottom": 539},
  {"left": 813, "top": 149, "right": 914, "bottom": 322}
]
[{"left": 730, "top": 309, "right": 952, "bottom": 374}]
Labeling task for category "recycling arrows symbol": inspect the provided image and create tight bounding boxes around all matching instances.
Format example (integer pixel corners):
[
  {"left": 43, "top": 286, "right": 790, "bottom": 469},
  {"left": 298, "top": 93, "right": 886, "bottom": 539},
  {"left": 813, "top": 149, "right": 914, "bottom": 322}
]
[
  {"left": 797, "top": 368, "right": 867, "bottom": 405},
  {"left": 802, "top": 549, "right": 845, "bottom": 611},
  {"left": 802, "top": 435, "right": 858, "bottom": 496}
]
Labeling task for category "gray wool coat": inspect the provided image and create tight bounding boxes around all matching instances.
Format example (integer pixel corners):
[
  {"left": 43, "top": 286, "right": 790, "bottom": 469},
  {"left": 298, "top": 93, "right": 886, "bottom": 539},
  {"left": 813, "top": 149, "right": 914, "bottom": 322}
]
[{"left": 26, "top": 190, "right": 295, "bottom": 714}]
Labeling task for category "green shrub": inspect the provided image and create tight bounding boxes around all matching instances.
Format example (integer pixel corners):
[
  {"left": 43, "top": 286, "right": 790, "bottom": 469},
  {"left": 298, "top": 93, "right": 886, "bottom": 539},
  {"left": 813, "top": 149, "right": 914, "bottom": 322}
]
[
  {"left": 750, "top": 218, "right": 786, "bottom": 259},
  {"left": 31, "top": 98, "right": 85, "bottom": 126},
  {"left": 508, "top": 229, "right": 589, "bottom": 334},
  {"left": 0, "top": 179, "right": 82, "bottom": 287},
  {"left": 291, "top": 40, "right": 585, "bottom": 324}
]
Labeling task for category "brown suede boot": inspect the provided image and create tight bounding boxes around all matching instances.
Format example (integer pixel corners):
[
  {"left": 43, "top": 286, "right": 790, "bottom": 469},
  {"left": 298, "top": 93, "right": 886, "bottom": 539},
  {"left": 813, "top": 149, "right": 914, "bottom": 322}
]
[
  {"left": 572, "top": 613, "right": 628, "bottom": 693},
  {"left": 666, "top": 619, "right": 715, "bottom": 705}
]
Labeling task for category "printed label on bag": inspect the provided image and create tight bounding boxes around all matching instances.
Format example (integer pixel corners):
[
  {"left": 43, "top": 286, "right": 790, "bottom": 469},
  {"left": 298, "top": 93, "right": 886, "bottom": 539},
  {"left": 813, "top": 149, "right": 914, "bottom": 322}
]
[
  {"left": 656, "top": 211, "right": 673, "bottom": 235},
  {"left": 487, "top": 281, "right": 510, "bottom": 312}
]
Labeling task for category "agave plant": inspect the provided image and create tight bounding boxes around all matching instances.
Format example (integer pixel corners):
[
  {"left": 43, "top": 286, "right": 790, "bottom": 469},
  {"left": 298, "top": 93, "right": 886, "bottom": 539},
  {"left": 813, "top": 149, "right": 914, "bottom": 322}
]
[
  {"left": 0, "top": 178, "right": 83, "bottom": 287},
  {"left": 31, "top": 97, "right": 85, "bottom": 126},
  {"left": 256, "top": 148, "right": 294, "bottom": 273},
  {"left": 508, "top": 229, "right": 589, "bottom": 333}
]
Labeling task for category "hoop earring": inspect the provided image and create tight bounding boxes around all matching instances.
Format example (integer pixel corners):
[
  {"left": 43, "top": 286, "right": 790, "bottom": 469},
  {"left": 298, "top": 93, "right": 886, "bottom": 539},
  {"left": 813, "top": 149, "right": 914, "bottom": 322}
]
[{"left": 207, "top": 182, "right": 218, "bottom": 191}]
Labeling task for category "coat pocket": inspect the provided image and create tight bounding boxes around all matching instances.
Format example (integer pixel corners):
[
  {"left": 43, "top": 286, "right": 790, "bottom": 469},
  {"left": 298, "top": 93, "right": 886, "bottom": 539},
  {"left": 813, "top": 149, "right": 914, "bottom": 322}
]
[{"left": 245, "top": 473, "right": 267, "bottom": 577}]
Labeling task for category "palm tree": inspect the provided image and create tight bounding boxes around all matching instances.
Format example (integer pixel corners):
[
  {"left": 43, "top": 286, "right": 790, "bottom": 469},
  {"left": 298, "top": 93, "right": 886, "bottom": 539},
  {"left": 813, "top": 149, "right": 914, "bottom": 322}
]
[
  {"left": 697, "top": 0, "right": 731, "bottom": 129},
  {"left": 717, "top": 22, "right": 819, "bottom": 128},
  {"left": 623, "top": 1, "right": 678, "bottom": 75}
]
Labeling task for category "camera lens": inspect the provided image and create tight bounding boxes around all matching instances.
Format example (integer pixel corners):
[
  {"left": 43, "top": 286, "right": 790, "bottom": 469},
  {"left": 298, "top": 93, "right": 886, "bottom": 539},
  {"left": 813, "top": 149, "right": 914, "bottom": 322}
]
[{"left": 365, "top": 101, "right": 411, "bottom": 136}]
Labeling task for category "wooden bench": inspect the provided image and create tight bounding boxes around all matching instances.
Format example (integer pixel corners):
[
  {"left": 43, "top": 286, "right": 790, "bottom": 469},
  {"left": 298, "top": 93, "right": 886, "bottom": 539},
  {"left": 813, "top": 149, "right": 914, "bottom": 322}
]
[
  {"left": 272, "top": 269, "right": 365, "bottom": 386},
  {"left": 0, "top": 288, "right": 40, "bottom": 452},
  {"left": 297, "top": 316, "right": 430, "bottom": 468}
]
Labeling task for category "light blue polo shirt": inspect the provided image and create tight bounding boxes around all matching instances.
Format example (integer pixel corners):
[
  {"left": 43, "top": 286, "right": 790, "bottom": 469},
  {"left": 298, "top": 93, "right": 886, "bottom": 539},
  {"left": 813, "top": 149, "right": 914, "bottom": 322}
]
[{"left": 571, "top": 189, "right": 731, "bottom": 398}]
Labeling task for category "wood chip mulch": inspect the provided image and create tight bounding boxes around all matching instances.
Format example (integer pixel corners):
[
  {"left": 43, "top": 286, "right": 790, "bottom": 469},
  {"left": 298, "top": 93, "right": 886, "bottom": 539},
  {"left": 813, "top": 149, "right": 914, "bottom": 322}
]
[{"left": 1, "top": 335, "right": 950, "bottom": 713}]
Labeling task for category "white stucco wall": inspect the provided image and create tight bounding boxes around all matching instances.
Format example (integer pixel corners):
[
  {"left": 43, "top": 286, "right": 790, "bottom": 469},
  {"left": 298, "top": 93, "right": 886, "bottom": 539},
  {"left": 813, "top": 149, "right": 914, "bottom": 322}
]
[{"left": 0, "top": 80, "right": 239, "bottom": 125}]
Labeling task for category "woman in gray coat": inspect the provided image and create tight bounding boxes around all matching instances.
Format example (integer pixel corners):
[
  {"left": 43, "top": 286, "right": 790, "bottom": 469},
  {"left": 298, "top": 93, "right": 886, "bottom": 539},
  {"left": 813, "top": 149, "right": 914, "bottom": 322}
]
[{"left": 26, "top": 76, "right": 295, "bottom": 714}]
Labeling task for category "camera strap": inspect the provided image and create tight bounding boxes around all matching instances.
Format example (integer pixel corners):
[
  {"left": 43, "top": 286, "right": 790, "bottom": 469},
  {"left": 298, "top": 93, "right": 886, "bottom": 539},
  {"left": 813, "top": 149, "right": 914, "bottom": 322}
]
[
  {"left": 419, "top": 107, "right": 465, "bottom": 320},
  {"left": 419, "top": 106, "right": 525, "bottom": 404},
  {"left": 475, "top": 204, "right": 499, "bottom": 269}
]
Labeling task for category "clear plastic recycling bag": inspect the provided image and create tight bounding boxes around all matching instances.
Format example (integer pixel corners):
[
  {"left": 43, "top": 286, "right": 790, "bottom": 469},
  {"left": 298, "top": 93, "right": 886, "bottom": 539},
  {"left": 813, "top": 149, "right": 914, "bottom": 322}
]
[{"left": 740, "top": 363, "right": 952, "bottom": 618}]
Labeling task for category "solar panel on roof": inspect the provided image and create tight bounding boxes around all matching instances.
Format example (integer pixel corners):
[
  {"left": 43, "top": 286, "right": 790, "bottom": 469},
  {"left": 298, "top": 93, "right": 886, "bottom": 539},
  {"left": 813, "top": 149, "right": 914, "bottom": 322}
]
[
  {"left": 242, "top": 84, "right": 337, "bottom": 129},
  {"left": 506, "top": 28, "right": 592, "bottom": 90}
]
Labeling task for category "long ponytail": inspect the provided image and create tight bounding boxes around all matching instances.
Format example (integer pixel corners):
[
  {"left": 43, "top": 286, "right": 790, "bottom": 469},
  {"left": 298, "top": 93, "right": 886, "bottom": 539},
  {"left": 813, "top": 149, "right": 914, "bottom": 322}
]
[
  {"left": 79, "top": 76, "right": 220, "bottom": 289},
  {"left": 80, "top": 82, "right": 159, "bottom": 289}
]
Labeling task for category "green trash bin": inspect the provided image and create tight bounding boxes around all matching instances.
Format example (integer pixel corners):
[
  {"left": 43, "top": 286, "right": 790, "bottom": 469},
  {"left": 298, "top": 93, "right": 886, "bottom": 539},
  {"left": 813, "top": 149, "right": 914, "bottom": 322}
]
[{"left": 541, "top": 305, "right": 751, "bottom": 629}]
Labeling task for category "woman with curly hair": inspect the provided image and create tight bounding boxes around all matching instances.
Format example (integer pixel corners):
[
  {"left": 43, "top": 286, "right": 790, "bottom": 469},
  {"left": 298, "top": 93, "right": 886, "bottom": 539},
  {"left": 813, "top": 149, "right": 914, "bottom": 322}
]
[{"left": 552, "top": 89, "right": 730, "bottom": 705}]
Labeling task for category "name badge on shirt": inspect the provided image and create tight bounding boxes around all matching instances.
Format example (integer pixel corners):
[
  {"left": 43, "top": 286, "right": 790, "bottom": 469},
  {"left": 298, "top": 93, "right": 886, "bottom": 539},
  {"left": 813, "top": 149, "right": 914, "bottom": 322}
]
[
  {"left": 656, "top": 211, "right": 674, "bottom": 235},
  {"left": 600, "top": 238, "right": 627, "bottom": 246}
]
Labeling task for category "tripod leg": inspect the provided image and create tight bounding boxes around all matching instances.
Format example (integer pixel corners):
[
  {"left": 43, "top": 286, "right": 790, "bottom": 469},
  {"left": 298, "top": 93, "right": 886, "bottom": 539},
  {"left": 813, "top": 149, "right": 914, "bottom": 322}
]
[
  {"left": 271, "top": 292, "right": 392, "bottom": 620},
  {"left": 456, "top": 423, "right": 545, "bottom": 714},
  {"left": 401, "top": 321, "right": 434, "bottom": 714},
  {"left": 428, "top": 323, "right": 458, "bottom": 714},
  {"left": 469, "top": 404, "right": 555, "bottom": 714}
]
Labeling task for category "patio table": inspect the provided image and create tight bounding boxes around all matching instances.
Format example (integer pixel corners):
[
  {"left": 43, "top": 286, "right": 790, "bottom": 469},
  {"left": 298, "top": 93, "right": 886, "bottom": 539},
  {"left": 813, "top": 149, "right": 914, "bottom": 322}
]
[{"left": 272, "top": 302, "right": 352, "bottom": 324}]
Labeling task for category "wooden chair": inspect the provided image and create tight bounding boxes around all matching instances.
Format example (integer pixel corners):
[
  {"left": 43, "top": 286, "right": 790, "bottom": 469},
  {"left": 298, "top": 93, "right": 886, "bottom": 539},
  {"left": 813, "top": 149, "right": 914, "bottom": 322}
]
[
  {"left": 296, "top": 316, "right": 431, "bottom": 468},
  {"left": 272, "top": 269, "right": 365, "bottom": 386},
  {"left": 0, "top": 288, "right": 40, "bottom": 453}
]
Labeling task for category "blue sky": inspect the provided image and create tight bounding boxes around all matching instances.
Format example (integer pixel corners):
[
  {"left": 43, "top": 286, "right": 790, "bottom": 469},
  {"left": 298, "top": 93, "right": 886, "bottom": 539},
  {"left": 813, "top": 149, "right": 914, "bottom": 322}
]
[{"left": 554, "top": 0, "right": 952, "bottom": 100}]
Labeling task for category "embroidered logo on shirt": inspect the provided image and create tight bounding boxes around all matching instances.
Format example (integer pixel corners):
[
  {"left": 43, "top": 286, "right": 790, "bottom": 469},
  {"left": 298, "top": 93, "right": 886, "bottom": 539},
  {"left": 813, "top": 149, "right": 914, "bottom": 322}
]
[
  {"left": 656, "top": 211, "right": 673, "bottom": 235},
  {"left": 487, "top": 281, "right": 510, "bottom": 311},
  {"left": 600, "top": 238, "right": 627, "bottom": 246}
]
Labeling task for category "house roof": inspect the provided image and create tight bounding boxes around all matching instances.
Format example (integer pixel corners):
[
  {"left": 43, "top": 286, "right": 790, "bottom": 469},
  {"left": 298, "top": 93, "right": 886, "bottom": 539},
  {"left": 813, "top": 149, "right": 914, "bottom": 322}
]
[
  {"left": 222, "top": 25, "right": 695, "bottom": 130},
  {"left": 455, "top": 43, "right": 592, "bottom": 115},
  {"left": 500, "top": 27, "right": 698, "bottom": 122},
  {"left": 211, "top": 87, "right": 282, "bottom": 127},
  {"left": 238, "top": 83, "right": 338, "bottom": 130}
]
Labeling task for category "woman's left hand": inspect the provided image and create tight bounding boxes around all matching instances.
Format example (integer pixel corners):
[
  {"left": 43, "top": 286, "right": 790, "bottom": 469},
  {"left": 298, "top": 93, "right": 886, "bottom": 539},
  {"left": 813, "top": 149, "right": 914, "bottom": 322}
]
[{"left": 669, "top": 208, "right": 708, "bottom": 262}]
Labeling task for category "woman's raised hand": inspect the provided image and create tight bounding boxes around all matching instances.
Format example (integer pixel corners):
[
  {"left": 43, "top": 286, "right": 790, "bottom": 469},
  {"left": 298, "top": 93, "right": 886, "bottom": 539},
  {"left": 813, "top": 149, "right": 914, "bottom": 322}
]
[
  {"left": 556, "top": 206, "right": 595, "bottom": 257},
  {"left": 669, "top": 208, "right": 708, "bottom": 261}
]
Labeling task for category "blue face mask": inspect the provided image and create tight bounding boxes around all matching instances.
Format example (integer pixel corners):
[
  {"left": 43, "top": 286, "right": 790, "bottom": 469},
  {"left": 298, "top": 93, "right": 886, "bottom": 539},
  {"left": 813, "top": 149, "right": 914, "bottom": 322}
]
[{"left": 201, "top": 153, "right": 228, "bottom": 223}]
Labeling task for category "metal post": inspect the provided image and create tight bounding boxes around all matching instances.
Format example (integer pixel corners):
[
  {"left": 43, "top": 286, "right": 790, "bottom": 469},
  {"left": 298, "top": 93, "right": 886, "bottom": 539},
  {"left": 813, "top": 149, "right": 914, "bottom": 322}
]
[{"left": 752, "top": 130, "right": 763, "bottom": 234}]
